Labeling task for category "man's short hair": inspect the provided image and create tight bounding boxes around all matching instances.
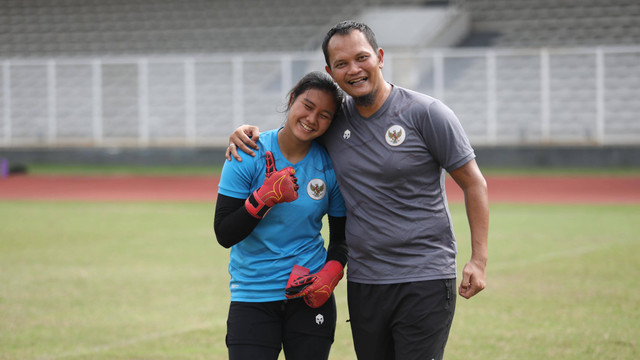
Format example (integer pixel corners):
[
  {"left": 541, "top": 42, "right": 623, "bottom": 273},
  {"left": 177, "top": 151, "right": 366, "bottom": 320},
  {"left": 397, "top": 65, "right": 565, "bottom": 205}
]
[{"left": 322, "top": 21, "right": 379, "bottom": 68}]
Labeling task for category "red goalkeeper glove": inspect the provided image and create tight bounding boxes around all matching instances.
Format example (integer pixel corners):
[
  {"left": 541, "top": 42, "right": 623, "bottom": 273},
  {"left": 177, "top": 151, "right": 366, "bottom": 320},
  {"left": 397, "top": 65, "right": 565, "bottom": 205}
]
[
  {"left": 285, "top": 260, "right": 344, "bottom": 308},
  {"left": 245, "top": 151, "right": 299, "bottom": 219}
]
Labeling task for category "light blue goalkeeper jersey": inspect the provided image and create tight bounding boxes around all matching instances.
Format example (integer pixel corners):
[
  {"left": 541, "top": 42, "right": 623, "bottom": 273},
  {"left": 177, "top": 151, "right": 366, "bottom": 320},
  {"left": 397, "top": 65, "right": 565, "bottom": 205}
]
[{"left": 217, "top": 128, "right": 346, "bottom": 302}]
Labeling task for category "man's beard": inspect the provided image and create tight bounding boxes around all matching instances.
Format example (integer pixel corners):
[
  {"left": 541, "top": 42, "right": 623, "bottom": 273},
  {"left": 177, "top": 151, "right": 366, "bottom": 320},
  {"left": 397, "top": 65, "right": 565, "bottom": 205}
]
[{"left": 352, "top": 88, "right": 377, "bottom": 108}]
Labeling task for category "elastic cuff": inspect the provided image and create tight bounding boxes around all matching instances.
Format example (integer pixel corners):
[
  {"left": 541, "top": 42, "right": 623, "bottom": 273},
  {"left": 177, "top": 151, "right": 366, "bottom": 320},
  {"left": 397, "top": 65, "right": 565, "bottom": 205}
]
[{"left": 245, "top": 191, "right": 271, "bottom": 219}]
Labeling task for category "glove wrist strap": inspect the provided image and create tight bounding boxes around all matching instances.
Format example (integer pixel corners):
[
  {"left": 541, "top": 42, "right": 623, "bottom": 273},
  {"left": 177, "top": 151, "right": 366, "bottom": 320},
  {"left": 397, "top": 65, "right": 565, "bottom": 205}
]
[
  {"left": 245, "top": 191, "right": 271, "bottom": 219},
  {"left": 323, "top": 260, "right": 344, "bottom": 289}
]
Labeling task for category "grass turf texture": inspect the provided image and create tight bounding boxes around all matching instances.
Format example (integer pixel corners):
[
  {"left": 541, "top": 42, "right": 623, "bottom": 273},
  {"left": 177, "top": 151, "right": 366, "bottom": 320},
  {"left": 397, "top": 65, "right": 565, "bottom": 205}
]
[{"left": 1, "top": 201, "right": 638, "bottom": 359}]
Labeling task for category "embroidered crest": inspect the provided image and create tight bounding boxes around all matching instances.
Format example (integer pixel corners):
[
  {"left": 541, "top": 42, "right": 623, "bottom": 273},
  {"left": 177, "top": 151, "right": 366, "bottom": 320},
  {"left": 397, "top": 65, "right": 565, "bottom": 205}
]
[
  {"left": 307, "top": 179, "right": 327, "bottom": 200},
  {"left": 385, "top": 125, "right": 406, "bottom": 146}
]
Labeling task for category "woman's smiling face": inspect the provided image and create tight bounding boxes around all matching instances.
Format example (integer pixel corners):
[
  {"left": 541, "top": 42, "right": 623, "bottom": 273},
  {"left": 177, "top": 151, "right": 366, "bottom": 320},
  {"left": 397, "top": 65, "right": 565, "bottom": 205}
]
[{"left": 284, "top": 88, "right": 337, "bottom": 143}]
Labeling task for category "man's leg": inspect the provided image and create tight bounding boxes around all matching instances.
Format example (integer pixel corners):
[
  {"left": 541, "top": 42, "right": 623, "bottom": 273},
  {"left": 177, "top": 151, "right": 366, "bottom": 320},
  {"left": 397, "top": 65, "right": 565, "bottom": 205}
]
[
  {"left": 348, "top": 281, "right": 395, "bottom": 360},
  {"left": 391, "top": 279, "right": 456, "bottom": 360}
]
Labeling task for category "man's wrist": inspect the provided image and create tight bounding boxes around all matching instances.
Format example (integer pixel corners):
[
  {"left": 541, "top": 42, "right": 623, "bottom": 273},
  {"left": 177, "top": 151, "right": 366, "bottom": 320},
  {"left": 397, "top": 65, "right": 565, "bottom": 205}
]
[{"left": 470, "top": 254, "right": 488, "bottom": 268}]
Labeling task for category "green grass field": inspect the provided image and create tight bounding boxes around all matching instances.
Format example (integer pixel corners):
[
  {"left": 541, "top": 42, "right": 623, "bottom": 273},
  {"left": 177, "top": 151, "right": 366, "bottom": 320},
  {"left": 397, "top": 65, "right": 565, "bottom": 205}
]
[{"left": 1, "top": 199, "right": 638, "bottom": 359}]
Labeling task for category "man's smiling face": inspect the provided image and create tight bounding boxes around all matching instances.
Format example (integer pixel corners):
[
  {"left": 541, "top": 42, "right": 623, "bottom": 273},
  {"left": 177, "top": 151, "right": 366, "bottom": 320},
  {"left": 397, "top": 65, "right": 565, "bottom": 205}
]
[{"left": 325, "top": 29, "right": 385, "bottom": 106}]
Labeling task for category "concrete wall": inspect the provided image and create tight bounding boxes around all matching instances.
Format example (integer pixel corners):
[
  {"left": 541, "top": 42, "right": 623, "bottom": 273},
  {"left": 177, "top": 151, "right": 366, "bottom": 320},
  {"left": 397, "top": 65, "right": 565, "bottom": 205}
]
[
  {"left": 0, "top": 147, "right": 227, "bottom": 168},
  {"left": 474, "top": 146, "right": 640, "bottom": 168},
  {"left": 2, "top": 146, "right": 640, "bottom": 170}
]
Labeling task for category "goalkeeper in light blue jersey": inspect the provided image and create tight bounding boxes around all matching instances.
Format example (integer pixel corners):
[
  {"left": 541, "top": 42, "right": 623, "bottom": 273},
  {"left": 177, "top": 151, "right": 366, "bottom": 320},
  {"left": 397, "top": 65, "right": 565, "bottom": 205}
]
[{"left": 214, "top": 71, "right": 347, "bottom": 360}]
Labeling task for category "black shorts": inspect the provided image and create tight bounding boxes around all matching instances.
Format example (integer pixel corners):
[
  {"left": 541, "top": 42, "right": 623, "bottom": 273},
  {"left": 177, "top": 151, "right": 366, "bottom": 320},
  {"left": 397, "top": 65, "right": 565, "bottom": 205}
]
[
  {"left": 348, "top": 279, "right": 456, "bottom": 360},
  {"left": 226, "top": 296, "right": 337, "bottom": 360}
]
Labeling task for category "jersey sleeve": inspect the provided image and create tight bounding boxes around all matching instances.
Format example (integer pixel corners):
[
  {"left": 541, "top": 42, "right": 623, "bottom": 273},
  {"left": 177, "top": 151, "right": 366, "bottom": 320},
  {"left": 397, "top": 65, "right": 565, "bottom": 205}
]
[
  {"left": 217, "top": 150, "right": 259, "bottom": 200},
  {"left": 420, "top": 99, "right": 475, "bottom": 172}
]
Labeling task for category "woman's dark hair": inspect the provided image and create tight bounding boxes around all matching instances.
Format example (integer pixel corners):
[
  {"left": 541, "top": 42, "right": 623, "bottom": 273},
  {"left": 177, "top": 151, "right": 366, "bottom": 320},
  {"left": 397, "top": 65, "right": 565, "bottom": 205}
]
[
  {"left": 287, "top": 71, "right": 344, "bottom": 114},
  {"left": 321, "top": 21, "right": 379, "bottom": 69}
]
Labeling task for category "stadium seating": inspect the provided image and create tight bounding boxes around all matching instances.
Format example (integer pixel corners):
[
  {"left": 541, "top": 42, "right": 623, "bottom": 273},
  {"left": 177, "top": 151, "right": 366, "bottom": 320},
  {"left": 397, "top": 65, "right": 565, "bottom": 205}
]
[
  {"left": 463, "top": 0, "right": 640, "bottom": 47},
  {"left": 0, "top": 0, "right": 429, "bottom": 57},
  {"left": 1, "top": 0, "right": 638, "bottom": 146},
  {"left": 2, "top": 0, "right": 638, "bottom": 60}
]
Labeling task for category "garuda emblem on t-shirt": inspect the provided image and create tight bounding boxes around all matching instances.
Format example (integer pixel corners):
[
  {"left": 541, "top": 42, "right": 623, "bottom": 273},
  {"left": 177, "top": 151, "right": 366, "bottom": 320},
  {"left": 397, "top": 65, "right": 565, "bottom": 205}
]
[
  {"left": 385, "top": 125, "right": 406, "bottom": 146},
  {"left": 307, "top": 179, "right": 327, "bottom": 200}
]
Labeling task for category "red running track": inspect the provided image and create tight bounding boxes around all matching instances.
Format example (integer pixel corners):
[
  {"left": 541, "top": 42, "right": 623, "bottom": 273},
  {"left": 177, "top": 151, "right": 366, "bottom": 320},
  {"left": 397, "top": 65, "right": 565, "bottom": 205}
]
[{"left": 0, "top": 175, "right": 639, "bottom": 204}]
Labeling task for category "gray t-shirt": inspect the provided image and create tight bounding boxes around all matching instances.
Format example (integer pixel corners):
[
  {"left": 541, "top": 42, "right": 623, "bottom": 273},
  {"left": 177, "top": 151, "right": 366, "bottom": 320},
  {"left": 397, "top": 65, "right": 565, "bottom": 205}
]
[{"left": 321, "top": 84, "right": 475, "bottom": 284}]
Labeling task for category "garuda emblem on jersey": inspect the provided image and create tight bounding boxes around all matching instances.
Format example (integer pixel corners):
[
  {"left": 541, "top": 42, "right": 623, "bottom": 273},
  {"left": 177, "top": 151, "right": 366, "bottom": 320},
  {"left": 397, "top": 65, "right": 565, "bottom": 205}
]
[
  {"left": 385, "top": 125, "right": 406, "bottom": 146},
  {"left": 307, "top": 179, "right": 327, "bottom": 200}
]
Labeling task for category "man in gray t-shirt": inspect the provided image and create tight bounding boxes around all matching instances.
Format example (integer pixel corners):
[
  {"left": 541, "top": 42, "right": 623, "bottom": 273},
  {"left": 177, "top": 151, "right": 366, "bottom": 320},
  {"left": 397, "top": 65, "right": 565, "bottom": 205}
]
[
  {"left": 322, "top": 85, "right": 475, "bottom": 285},
  {"left": 227, "top": 21, "right": 489, "bottom": 360}
]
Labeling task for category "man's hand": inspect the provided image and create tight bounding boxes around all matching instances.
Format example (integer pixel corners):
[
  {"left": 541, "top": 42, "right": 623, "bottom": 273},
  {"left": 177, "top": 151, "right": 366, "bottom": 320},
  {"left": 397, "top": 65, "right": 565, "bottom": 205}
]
[
  {"left": 285, "top": 260, "right": 344, "bottom": 308},
  {"left": 245, "top": 151, "right": 299, "bottom": 219},
  {"left": 458, "top": 258, "right": 486, "bottom": 299},
  {"left": 226, "top": 125, "right": 261, "bottom": 161}
]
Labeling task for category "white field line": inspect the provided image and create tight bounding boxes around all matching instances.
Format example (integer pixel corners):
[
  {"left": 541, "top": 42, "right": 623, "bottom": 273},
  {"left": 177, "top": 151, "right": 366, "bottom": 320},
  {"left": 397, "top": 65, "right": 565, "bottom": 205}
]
[{"left": 37, "top": 322, "right": 214, "bottom": 360}]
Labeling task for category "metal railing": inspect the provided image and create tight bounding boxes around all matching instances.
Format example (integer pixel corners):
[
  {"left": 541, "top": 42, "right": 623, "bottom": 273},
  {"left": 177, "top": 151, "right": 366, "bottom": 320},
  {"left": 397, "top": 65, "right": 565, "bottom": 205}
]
[{"left": 1, "top": 45, "right": 639, "bottom": 147}]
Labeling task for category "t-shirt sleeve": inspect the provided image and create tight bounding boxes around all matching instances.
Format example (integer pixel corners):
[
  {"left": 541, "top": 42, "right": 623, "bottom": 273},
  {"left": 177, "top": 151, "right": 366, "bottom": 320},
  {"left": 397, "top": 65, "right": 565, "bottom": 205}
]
[
  {"left": 421, "top": 99, "right": 475, "bottom": 172},
  {"left": 217, "top": 151, "right": 258, "bottom": 199}
]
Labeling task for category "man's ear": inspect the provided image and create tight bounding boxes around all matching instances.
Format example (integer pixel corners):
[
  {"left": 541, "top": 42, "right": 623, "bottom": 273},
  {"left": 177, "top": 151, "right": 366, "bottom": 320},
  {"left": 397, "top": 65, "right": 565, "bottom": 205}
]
[
  {"left": 377, "top": 48, "right": 385, "bottom": 69},
  {"left": 325, "top": 65, "right": 334, "bottom": 78}
]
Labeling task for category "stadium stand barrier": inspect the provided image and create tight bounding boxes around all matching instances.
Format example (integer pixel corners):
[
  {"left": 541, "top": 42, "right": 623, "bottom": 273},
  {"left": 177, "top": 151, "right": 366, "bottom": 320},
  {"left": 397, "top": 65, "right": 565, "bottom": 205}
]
[{"left": 1, "top": 46, "right": 639, "bottom": 147}]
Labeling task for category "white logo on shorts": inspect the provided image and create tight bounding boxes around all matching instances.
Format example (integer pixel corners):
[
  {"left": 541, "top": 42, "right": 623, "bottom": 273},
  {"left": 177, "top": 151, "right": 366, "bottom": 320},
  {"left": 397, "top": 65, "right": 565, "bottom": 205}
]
[
  {"left": 316, "top": 314, "right": 324, "bottom": 325},
  {"left": 343, "top": 129, "right": 351, "bottom": 139}
]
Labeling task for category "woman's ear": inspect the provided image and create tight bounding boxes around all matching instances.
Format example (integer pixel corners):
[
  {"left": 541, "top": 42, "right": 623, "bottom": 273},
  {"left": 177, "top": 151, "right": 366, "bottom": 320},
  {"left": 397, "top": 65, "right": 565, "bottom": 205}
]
[{"left": 287, "top": 93, "right": 295, "bottom": 110}]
